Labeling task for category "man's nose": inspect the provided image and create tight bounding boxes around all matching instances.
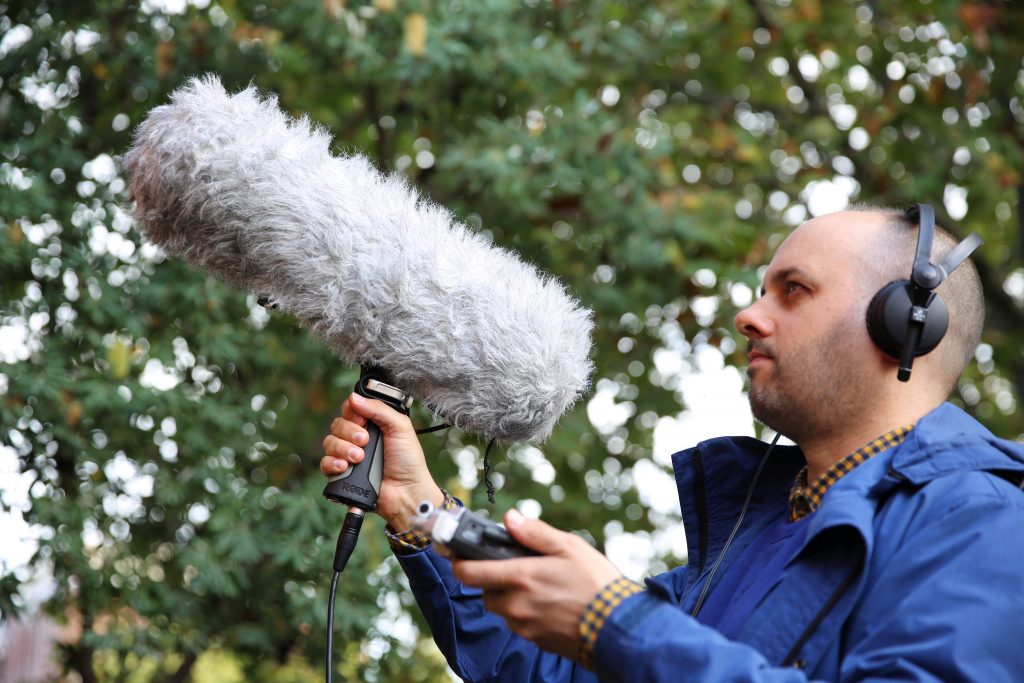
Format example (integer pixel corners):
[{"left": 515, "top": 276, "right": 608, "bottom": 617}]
[{"left": 734, "top": 298, "right": 773, "bottom": 339}]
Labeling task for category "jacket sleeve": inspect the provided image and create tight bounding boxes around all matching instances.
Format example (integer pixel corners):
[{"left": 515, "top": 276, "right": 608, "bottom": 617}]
[
  {"left": 592, "top": 592, "right": 814, "bottom": 683},
  {"left": 591, "top": 475, "right": 1024, "bottom": 683},
  {"left": 395, "top": 546, "right": 596, "bottom": 683}
]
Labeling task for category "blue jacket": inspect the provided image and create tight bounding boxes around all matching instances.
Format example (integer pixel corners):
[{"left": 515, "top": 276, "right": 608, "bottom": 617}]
[{"left": 397, "top": 403, "right": 1024, "bottom": 681}]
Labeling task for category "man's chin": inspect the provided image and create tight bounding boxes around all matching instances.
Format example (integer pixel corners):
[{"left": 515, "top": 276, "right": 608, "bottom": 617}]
[{"left": 748, "top": 390, "right": 786, "bottom": 432}]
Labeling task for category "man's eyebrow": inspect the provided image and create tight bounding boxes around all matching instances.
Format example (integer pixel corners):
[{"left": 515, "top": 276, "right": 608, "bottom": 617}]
[{"left": 759, "top": 267, "right": 814, "bottom": 297}]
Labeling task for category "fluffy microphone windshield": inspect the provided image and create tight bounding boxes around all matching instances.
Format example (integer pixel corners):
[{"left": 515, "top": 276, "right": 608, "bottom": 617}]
[{"left": 124, "top": 75, "right": 593, "bottom": 443}]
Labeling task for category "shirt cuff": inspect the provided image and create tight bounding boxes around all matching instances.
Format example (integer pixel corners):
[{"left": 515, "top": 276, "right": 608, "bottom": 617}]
[
  {"left": 578, "top": 576, "right": 645, "bottom": 668},
  {"left": 385, "top": 489, "right": 461, "bottom": 555}
]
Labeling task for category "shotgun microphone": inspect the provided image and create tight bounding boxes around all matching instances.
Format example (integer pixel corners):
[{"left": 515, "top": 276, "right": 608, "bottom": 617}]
[
  {"left": 125, "top": 71, "right": 594, "bottom": 553},
  {"left": 124, "top": 75, "right": 593, "bottom": 448}
]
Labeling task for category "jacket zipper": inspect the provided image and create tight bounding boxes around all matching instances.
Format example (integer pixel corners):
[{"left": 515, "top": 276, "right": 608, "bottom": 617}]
[
  {"left": 690, "top": 436, "right": 779, "bottom": 618},
  {"left": 691, "top": 445, "right": 709, "bottom": 575}
]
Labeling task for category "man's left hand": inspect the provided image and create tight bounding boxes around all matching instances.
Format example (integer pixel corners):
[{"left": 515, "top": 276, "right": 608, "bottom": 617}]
[{"left": 452, "top": 509, "right": 623, "bottom": 661}]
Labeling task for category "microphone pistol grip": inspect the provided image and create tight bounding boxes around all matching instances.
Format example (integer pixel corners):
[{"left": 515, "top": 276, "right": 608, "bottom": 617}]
[
  {"left": 323, "top": 420, "right": 384, "bottom": 510},
  {"left": 322, "top": 366, "right": 410, "bottom": 510}
]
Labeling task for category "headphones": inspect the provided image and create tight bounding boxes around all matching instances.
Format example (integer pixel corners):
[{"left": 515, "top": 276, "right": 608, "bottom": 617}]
[{"left": 865, "top": 204, "right": 983, "bottom": 382}]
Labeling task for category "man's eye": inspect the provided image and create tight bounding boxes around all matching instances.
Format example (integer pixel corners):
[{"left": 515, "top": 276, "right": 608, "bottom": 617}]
[{"left": 785, "top": 282, "right": 804, "bottom": 295}]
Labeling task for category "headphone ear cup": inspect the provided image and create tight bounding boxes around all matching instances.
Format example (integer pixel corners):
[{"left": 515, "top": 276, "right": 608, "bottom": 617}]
[
  {"left": 917, "top": 293, "right": 949, "bottom": 355},
  {"left": 866, "top": 281, "right": 950, "bottom": 359},
  {"left": 867, "top": 281, "right": 910, "bottom": 358}
]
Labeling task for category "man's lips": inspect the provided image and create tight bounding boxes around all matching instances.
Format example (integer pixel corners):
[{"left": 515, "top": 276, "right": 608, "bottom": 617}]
[{"left": 747, "top": 349, "right": 774, "bottom": 365}]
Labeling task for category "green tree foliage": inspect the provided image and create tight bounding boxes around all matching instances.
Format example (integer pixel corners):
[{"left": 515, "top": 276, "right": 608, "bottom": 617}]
[{"left": 1, "top": 0, "right": 1021, "bottom": 680}]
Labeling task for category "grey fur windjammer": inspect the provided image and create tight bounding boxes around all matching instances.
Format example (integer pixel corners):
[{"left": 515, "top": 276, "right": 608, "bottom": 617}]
[{"left": 124, "top": 75, "right": 593, "bottom": 443}]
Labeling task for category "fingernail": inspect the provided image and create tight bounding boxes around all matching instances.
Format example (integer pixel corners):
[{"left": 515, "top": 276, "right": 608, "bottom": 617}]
[
  {"left": 348, "top": 447, "right": 363, "bottom": 460},
  {"left": 333, "top": 459, "right": 345, "bottom": 473},
  {"left": 351, "top": 393, "right": 364, "bottom": 404},
  {"left": 354, "top": 431, "right": 367, "bottom": 444},
  {"left": 506, "top": 508, "right": 524, "bottom": 529}
]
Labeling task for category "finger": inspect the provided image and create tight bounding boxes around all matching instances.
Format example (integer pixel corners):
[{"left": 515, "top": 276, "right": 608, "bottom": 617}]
[
  {"left": 339, "top": 397, "right": 369, "bottom": 428},
  {"left": 503, "top": 509, "right": 566, "bottom": 556},
  {"left": 319, "top": 454, "right": 349, "bottom": 476},
  {"left": 346, "top": 393, "right": 413, "bottom": 436},
  {"left": 321, "top": 434, "right": 365, "bottom": 464},
  {"left": 329, "top": 416, "right": 370, "bottom": 447},
  {"left": 452, "top": 558, "right": 523, "bottom": 590},
  {"left": 481, "top": 591, "right": 532, "bottom": 634}
]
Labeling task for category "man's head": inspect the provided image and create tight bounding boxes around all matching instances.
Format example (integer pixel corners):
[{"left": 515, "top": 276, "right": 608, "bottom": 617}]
[{"left": 734, "top": 206, "right": 984, "bottom": 443}]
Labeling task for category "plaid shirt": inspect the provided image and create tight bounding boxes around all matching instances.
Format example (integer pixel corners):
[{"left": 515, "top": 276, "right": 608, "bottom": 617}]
[
  {"left": 788, "top": 425, "right": 914, "bottom": 521},
  {"left": 578, "top": 577, "right": 644, "bottom": 668}
]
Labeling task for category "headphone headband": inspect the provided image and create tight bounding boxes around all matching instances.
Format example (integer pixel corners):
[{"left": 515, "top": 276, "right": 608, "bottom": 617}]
[{"left": 909, "top": 204, "right": 942, "bottom": 290}]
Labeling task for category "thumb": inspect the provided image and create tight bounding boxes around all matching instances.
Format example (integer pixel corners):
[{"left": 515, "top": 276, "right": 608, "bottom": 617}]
[
  {"left": 348, "top": 393, "right": 411, "bottom": 436},
  {"left": 504, "top": 509, "right": 566, "bottom": 555}
]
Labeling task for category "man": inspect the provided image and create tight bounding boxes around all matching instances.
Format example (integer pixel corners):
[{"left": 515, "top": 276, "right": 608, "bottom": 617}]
[{"left": 320, "top": 207, "right": 1024, "bottom": 681}]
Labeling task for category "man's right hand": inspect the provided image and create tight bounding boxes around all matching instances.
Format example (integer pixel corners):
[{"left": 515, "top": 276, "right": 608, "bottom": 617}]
[{"left": 320, "top": 392, "right": 444, "bottom": 532}]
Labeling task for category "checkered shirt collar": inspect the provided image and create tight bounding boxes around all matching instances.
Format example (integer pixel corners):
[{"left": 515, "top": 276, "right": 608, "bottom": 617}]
[{"left": 788, "top": 425, "right": 914, "bottom": 522}]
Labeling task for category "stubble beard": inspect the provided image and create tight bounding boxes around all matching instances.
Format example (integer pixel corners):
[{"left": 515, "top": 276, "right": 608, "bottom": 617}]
[{"left": 747, "top": 317, "right": 867, "bottom": 443}]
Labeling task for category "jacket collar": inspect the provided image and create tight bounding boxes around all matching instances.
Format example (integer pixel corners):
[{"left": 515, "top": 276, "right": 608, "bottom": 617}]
[
  {"left": 671, "top": 436, "right": 803, "bottom": 577},
  {"left": 889, "top": 402, "right": 1024, "bottom": 484}
]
